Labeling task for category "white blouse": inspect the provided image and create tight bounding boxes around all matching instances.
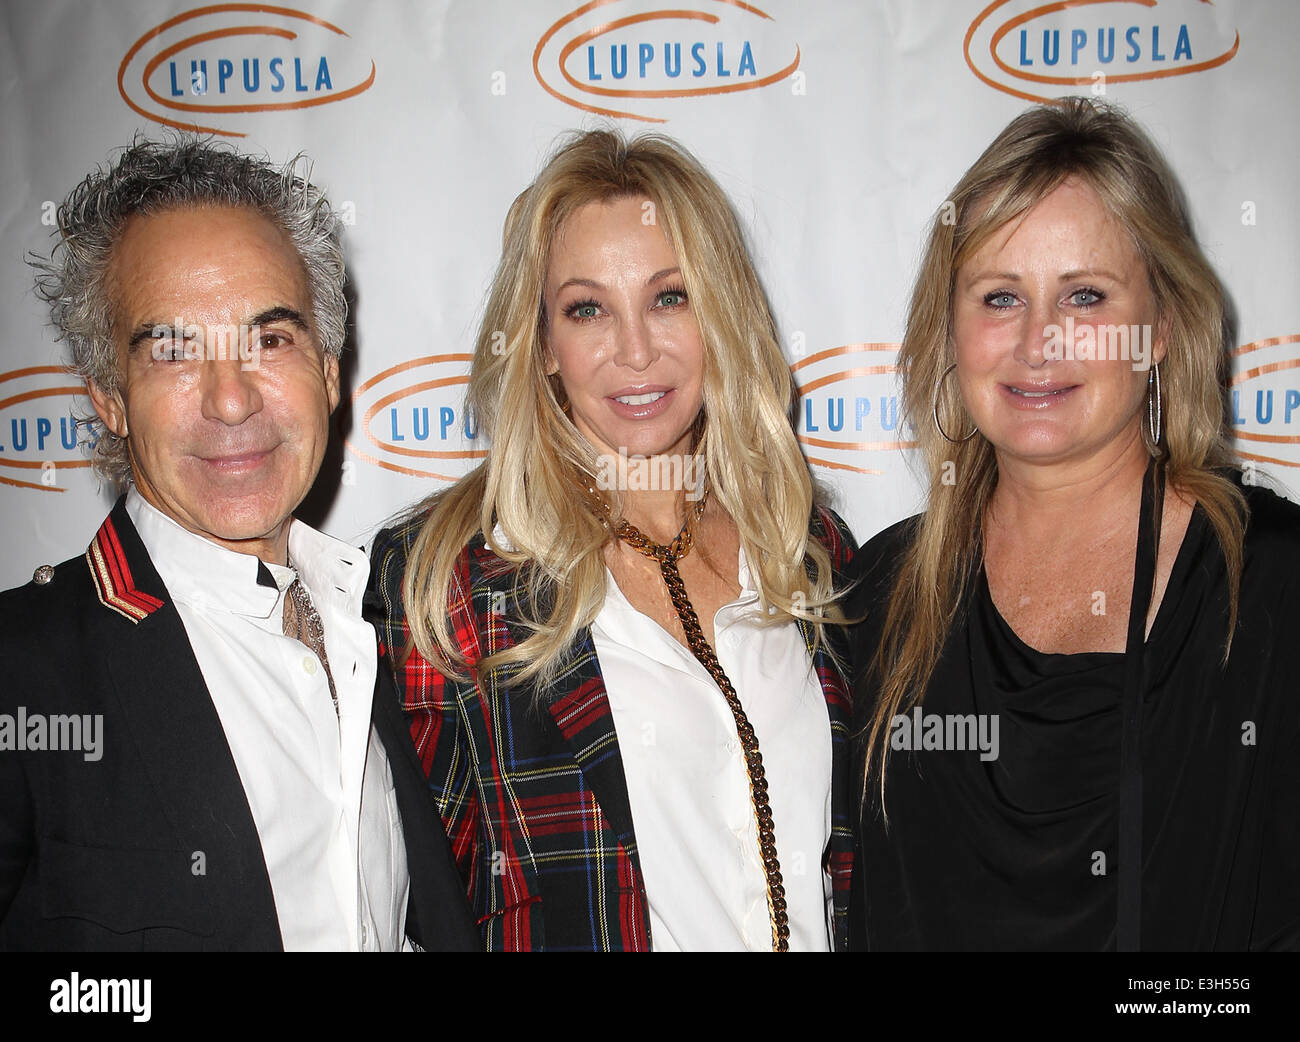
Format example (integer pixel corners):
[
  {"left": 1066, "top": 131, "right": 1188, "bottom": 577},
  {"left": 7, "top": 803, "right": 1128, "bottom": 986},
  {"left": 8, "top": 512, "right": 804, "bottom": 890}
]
[{"left": 590, "top": 547, "right": 832, "bottom": 951}]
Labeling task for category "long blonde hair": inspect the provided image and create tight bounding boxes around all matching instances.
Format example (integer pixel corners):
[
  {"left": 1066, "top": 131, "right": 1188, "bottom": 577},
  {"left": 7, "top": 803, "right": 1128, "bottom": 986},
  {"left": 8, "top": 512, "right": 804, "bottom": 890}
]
[
  {"left": 403, "top": 129, "right": 841, "bottom": 691},
  {"left": 861, "top": 98, "right": 1247, "bottom": 789}
]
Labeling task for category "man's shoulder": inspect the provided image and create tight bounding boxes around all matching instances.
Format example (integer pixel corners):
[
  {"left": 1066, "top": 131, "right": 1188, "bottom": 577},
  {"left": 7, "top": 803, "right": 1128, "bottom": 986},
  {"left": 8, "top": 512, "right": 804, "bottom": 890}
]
[
  {"left": 0, "top": 543, "right": 114, "bottom": 716},
  {"left": 0, "top": 507, "right": 168, "bottom": 647},
  {"left": 0, "top": 548, "right": 95, "bottom": 629}
]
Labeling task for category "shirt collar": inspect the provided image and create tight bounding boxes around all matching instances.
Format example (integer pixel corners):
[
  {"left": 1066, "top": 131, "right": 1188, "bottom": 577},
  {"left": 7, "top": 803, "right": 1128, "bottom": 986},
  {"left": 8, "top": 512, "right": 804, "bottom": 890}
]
[
  {"left": 601, "top": 545, "right": 760, "bottom": 619},
  {"left": 126, "top": 489, "right": 370, "bottom": 620},
  {"left": 287, "top": 516, "right": 370, "bottom": 618}
]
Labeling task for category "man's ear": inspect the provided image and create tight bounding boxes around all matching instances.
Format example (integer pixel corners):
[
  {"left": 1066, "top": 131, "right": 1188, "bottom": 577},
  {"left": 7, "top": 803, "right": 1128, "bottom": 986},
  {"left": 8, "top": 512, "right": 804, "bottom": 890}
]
[
  {"left": 323, "top": 352, "right": 340, "bottom": 414},
  {"left": 86, "top": 380, "right": 128, "bottom": 438}
]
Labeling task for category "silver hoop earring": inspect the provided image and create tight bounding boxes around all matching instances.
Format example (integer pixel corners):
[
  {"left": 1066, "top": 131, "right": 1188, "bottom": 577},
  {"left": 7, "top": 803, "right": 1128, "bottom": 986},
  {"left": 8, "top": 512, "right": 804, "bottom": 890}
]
[
  {"left": 1147, "top": 362, "right": 1162, "bottom": 448},
  {"left": 933, "top": 363, "right": 977, "bottom": 443}
]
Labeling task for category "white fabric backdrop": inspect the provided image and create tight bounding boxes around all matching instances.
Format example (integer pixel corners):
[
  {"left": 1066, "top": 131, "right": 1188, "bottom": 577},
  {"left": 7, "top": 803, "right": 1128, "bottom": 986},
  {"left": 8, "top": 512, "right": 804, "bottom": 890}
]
[{"left": 2, "top": 0, "right": 1296, "bottom": 589}]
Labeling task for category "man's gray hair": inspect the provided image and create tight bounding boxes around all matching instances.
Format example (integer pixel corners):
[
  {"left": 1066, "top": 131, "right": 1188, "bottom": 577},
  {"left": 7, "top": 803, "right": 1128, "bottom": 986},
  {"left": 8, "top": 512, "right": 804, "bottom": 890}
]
[{"left": 31, "top": 135, "right": 347, "bottom": 484}]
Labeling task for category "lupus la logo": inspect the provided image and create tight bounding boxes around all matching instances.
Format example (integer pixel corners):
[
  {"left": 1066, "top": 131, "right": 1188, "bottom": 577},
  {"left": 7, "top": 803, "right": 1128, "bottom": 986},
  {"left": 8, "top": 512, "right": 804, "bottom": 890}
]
[
  {"left": 1230, "top": 334, "right": 1300, "bottom": 470},
  {"left": 790, "top": 342, "right": 916, "bottom": 477},
  {"left": 118, "top": 5, "right": 376, "bottom": 137},
  {"left": 534, "top": 0, "right": 802, "bottom": 123},
  {"left": 965, "top": 0, "right": 1239, "bottom": 103},
  {"left": 0, "top": 366, "right": 95, "bottom": 493},
  {"left": 347, "top": 353, "right": 487, "bottom": 482}
]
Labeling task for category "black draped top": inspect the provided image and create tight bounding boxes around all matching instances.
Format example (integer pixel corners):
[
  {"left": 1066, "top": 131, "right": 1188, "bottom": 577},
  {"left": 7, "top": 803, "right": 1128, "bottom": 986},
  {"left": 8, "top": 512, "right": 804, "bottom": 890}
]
[{"left": 846, "top": 479, "right": 1300, "bottom": 951}]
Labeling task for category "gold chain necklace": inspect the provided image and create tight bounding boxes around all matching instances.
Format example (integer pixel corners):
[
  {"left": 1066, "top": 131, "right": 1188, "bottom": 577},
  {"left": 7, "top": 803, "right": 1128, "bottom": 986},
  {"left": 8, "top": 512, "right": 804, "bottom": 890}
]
[{"left": 592, "top": 486, "right": 790, "bottom": 952}]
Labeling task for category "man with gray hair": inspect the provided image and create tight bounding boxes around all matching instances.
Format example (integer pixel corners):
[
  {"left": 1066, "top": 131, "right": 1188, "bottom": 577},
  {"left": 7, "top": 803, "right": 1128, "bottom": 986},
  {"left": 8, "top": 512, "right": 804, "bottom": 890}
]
[{"left": 0, "top": 138, "right": 476, "bottom": 951}]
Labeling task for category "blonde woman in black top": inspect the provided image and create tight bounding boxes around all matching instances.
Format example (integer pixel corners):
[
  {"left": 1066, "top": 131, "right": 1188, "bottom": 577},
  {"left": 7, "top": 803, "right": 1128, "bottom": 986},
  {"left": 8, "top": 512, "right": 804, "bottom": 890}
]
[{"left": 848, "top": 98, "right": 1299, "bottom": 951}]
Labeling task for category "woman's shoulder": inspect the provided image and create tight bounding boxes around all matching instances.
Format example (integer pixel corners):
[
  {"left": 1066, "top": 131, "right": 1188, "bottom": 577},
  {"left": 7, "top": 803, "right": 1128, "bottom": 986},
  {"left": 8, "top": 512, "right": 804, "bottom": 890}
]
[
  {"left": 370, "top": 510, "right": 429, "bottom": 568},
  {"left": 836, "top": 512, "right": 921, "bottom": 621},
  {"left": 368, "top": 510, "right": 501, "bottom": 611},
  {"left": 1241, "top": 478, "right": 1300, "bottom": 561},
  {"left": 370, "top": 511, "right": 494, "bottom": 570},
  {"left": 844, "top": 513, "right": 920, "bottom": 583}
]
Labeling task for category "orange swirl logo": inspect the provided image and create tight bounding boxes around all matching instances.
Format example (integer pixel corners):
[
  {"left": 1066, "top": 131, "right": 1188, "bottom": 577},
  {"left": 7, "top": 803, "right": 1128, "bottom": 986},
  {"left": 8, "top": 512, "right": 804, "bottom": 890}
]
[
  {"left": 965, "top": 0, "right": 1239, "bottom": 103},
  {"left": 0, "top": 367, "right": 95, "bottom": 493},
  {"left": 118, "top": 4, "right": 375, "bottom": 137},
  {"left": 1230, "top": 335, "right": 1300, "bottom": 469},
  {"left": 791, "top": 343, "right": 916, "bottom": 477},
  {"left": 346, "top": 354, "right": 487, "bottom": 482},
  {"left": 534, "top": 0, "right": 801, "bottom": 122}
]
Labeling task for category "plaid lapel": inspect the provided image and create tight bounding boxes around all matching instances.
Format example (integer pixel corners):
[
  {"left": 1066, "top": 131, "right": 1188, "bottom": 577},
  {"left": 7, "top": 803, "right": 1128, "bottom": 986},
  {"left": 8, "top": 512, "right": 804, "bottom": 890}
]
[
  {"left": 544, "top": 633, "right": 641, "bottom": 861},
  {"left": 799, "top": 615, "right": 855, "bottom": 952},
  {"left": 471, "top": 573, "right": 648, "bottom": 951},
  {"left": 805, "top": 504, "right": 857, "bottom": 951}
]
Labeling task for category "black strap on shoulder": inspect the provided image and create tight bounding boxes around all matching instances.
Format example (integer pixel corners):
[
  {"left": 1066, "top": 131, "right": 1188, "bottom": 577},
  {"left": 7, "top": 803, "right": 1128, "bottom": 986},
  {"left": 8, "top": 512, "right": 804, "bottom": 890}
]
[{"left": 1117, "top": 456, "right": 1163, "bottom": 952}]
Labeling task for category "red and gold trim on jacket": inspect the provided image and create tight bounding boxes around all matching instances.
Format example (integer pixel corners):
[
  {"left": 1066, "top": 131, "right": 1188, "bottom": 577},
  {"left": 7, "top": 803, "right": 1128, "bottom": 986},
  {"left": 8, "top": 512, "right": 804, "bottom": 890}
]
[{"left": 85, "top": 516, "right": 164, "bottom": 623}]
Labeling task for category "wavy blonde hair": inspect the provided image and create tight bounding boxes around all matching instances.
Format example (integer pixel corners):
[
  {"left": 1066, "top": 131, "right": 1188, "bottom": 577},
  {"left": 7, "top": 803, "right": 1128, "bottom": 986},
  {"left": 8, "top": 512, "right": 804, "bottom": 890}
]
[
  {"left": 402, "top": 129, "right": 841, "bottom": 691},
  {"left": 861, "top": 98, "right": 1247, "bottom": 790}
]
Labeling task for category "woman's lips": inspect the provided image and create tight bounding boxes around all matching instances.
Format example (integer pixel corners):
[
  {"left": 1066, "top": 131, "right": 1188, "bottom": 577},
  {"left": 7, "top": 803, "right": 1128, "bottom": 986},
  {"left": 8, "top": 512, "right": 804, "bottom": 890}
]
[
  {"left": 998, "top": 382, "right": 1079, "bottom": 409},
  {"left": 607, "top": 387, "right": 673, "bottom": 420}
]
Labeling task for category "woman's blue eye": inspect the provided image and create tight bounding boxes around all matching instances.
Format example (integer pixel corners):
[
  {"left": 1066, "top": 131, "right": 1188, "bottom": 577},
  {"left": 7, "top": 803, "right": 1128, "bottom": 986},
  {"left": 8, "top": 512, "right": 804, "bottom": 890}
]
[
  {"left": 985, "top": 292, "right": 1017, "bottom": 309},
  {"left": 1069, "top": 287, "right": 1105, "bottom": 307},
  {"left": 657, "top": 290, "right": 687, "bottom": 308},
  {"left": 566, "top": 301, "right": 600, "bottom": 320}
]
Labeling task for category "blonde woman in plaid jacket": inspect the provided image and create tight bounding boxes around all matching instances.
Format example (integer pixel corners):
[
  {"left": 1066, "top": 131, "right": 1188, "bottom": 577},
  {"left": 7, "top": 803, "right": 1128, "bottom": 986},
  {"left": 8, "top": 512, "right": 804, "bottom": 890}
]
[{"left": 369, "top": 130, "right": 856, "bottom": 951}]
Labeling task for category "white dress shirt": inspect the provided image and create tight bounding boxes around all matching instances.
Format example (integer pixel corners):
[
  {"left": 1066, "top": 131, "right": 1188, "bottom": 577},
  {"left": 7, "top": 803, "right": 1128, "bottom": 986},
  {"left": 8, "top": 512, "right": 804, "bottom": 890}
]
[
  {"left": 127, "top": 490, "right": 409, "bottom": 951},
  {"left": 590, "top": 547, "right": 833, "bottom": 952}
]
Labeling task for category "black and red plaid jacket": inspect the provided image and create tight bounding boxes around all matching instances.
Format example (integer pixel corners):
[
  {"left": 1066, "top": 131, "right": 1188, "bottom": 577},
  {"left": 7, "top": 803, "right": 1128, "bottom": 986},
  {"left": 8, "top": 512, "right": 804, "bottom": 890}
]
[{"left": 368, "top": 504, "right": 856, "bottom": 951}]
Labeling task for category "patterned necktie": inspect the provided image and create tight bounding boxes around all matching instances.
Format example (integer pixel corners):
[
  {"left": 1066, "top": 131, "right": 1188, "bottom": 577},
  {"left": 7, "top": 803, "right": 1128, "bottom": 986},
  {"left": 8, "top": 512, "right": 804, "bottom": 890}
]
[{"left": 283, "top": 576, "right": 339, "bottom": 715}]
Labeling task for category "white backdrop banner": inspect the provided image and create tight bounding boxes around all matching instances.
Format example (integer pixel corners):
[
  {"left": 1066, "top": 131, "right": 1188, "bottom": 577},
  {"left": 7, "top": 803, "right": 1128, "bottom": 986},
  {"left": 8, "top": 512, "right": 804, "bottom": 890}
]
[{"left": 2, "top": 0, "right": 1297, "bottom": 588}]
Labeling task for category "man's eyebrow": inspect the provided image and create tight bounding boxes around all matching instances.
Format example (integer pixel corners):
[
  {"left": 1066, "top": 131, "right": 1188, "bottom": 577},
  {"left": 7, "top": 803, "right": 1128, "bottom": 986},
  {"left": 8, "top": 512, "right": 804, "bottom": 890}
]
[
  {"left": 249, "top": 306, "right": 309, "bottom": 330},
  {"left": 124, "top": 307, "right": 310, "bottom": 351},
  {"left": 127, "top": 323, "right": 173, "bottom": 351}
]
